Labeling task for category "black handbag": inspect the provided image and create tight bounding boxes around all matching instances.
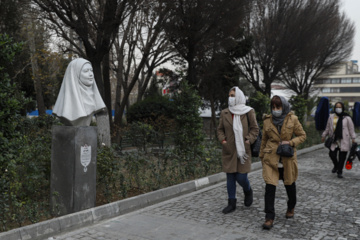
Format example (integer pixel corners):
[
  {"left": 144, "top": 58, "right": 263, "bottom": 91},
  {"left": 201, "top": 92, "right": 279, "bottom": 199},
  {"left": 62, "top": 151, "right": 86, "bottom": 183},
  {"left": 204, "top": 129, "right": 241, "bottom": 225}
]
[
  {"left": 324, "top": 134, "right": 334, "bottom": 149},
  {"left": 276, "top": 144, "right": 294, "bottom": 157},
  {"left": 246, "top": 113, "right": 262, "bottom": 157}
]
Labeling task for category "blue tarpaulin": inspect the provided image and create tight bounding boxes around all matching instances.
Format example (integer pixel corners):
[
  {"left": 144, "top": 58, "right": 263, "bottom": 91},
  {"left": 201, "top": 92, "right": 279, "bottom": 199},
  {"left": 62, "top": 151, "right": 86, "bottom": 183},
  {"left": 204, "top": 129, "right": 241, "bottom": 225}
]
[
  {"left": 315, "top": 97, "right": 330, "bottom": 131},
  {"left": 27, "top": 110, "right": 53, "bottom": 116},
  {"left": 28, "top": 110, "right": 118, "bottom": 116},
  {"left": 353, "top": 102, "right": 360, "bottom": 127}
]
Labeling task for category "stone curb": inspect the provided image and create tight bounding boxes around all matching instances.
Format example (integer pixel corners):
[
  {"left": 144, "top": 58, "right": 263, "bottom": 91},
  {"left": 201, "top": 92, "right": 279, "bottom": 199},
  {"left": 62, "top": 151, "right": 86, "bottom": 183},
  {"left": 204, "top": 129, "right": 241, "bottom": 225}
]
[{"left": 0, "top": 143, "right": 325, "bottom": 240}]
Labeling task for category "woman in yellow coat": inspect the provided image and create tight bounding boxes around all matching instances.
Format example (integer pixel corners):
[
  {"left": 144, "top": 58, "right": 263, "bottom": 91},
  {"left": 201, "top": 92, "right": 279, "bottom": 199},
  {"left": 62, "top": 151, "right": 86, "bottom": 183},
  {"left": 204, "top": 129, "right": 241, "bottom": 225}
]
[
  {"left": 217, "top": 87, "right": 259, "bottom": 214},
  {"left": 259, "top": 96, "right": 306, "bottom": 229}
]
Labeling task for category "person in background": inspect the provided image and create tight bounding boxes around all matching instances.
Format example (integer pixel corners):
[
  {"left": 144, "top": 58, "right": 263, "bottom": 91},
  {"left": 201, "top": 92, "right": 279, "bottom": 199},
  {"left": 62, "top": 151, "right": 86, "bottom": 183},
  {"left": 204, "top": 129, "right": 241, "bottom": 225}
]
[
  {"left": 259, "top": 96, "right": 306, "bottom": 229},
  {"left": 217, "top": 87, "right": 259, "bottom": 214},
  {"left": 321, "top": 102, "right": 356, "bottom": 178}
]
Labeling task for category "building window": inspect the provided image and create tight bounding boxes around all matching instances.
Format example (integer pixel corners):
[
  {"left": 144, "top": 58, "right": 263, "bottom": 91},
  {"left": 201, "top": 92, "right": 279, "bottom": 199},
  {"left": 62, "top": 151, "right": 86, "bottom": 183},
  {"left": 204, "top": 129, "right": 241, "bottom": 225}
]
[
  {"left": 340, "top": 87, "right": 360, "bottom": 93},
  {"left": 341, "top": 78, "right": 352, "bottom": 83},
  {"left": 321, "top": 79, "right": 331, "bottom": 84},
  {"left": 353, "top": 78, "right": 360, "bottom": 83},
  {"left": 322, "top": 88, "right": 330, "bottom": 93},
  {"left": 331, "top": 78, "right": 340, "bottom": 84}
]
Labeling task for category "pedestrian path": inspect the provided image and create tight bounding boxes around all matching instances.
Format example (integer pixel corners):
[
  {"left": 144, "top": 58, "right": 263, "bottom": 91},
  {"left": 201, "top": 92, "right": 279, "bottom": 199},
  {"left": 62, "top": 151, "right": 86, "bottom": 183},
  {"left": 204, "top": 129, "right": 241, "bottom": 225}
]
[{"left": 48, "top": 144, "right": 360, "bottom": 240}]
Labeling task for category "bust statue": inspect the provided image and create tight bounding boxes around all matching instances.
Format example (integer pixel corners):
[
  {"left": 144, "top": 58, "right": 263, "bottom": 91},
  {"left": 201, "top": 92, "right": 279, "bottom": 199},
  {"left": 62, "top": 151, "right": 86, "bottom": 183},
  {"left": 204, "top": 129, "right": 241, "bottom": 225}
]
[{"left": 53, "top": 58, "right": 106, "bottom": 126}]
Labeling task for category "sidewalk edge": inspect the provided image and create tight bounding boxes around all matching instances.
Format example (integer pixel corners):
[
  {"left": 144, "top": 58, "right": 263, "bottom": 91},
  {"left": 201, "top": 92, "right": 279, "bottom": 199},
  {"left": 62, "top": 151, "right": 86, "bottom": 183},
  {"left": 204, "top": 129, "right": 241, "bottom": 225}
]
[{"left": 0, "top": 143, "right": 324, "bottom": 240}]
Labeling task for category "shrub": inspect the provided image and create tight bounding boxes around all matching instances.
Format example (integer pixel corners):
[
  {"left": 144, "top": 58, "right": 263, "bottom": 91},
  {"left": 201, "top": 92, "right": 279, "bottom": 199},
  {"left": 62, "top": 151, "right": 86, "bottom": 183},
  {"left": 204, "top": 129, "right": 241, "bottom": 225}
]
[
  {"left": 127, "top": 95, "right": 175, "bottom": 124},
  {"left": 172, "top": 81, "right": 205, "bottom": 177},
  {"left": 289, "top": 95, "right": 307, "bottom": 125},
  {"left": 248, "top": 91, "right": 270, "bottom": 127}
]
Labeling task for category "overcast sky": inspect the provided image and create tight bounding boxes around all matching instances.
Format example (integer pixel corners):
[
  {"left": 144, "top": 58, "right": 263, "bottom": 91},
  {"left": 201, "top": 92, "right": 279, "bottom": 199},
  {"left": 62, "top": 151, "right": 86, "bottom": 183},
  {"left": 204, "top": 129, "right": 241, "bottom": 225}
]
[{"left": 341, "top": 0, "right": 360, "bottom": 62}]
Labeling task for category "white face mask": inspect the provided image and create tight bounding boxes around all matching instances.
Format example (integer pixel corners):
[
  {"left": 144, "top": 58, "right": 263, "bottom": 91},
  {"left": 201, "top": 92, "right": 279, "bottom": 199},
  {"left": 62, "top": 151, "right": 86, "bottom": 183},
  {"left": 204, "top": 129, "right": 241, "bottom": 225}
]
[
  {"left": 335, "top": 108, "right": 342, "bottom": 114},
  {"left": 272, "top": 110, "right": 282, "bottom": 117},
  {"left": 228, "top": 97, "right": 236, "bottom": 107}
]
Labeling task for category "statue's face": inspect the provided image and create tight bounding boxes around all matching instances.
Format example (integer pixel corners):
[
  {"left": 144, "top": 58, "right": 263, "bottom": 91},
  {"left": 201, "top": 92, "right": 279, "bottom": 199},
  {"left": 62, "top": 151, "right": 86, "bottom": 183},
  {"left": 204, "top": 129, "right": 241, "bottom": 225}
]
[{"left": 80, "top": 63, "right": 94, "bottom": 86}]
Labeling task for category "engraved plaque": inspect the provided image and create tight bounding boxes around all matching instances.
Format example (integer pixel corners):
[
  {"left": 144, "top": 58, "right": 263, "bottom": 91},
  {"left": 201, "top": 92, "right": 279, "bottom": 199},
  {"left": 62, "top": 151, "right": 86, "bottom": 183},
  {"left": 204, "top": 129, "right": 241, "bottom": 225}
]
[{"left": 80, "top": 144, "right": 91, "bottom": 172}]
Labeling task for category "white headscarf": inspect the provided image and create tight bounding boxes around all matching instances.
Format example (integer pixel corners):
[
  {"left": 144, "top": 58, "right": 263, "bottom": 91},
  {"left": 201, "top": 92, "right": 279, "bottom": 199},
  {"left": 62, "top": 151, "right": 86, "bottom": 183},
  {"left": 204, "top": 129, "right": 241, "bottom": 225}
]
[
  {"left": 229, "top": 87, "right": 253, "bottom": 164},
  {"left": 53, "top": 58, "right": 106, "bottom": 126}
]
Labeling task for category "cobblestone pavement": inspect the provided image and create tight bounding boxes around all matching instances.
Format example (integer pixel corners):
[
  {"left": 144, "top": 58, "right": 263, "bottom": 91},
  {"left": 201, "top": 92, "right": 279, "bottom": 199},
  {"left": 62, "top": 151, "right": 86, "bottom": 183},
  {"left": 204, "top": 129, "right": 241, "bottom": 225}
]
[{"left": 50, "top": 146, "right": 360, "bottom": 240}]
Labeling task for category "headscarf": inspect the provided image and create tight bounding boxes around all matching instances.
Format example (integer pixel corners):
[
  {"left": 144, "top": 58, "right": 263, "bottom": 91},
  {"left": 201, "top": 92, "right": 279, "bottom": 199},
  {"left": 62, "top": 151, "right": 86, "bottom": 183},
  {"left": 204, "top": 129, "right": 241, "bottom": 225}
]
[
  {"left": 53, "top": 58, "right": 106, "bottom": 126},
  {"left": 229, "top": 87, "right": 253, "bottom": 164},
  {"left": 334, "top": 102, "right": 350, "bottom": 141},
  {"left": 272, "top": 95, "right": 291, "bottom": 128}
]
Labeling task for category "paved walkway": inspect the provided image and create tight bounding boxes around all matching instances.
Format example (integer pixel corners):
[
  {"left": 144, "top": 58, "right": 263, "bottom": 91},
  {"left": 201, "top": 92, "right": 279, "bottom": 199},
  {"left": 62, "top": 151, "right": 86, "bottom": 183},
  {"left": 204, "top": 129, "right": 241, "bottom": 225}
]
[{"left": 47, "top": 144, "right": 360, "bottom": 240}]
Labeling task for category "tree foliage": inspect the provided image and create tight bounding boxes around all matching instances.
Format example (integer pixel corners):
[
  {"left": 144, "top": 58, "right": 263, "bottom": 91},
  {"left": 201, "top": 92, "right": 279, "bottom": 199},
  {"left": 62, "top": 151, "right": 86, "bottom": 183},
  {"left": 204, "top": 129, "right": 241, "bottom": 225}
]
[
  {"left": 289, "top": 95, "right": 308, "bottom": 125},
  {"left": 0, "top": 34, "right": 31, "bottom": 230},
  {"left": 248, "top": 91, "right": 271, "bottom": 127},
  {"left": 127, "top": 95, "right": 174, "bottom": 124},
  {"left": 172, "top": 81, "right": 204, "bottom": 151},
  {"left": 0, "top": 34, "right": 26, "bottom": 139},
  {"left": 160, "top": 0, "right": 250, "bottom": 87}
]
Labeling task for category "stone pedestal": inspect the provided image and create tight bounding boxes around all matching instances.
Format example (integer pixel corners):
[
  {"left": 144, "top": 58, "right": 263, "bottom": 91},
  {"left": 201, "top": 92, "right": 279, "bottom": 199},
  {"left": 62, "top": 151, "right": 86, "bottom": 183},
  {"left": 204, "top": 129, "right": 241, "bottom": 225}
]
[{"left": 50, "top": 126, "right": 97, "bottom": 216}]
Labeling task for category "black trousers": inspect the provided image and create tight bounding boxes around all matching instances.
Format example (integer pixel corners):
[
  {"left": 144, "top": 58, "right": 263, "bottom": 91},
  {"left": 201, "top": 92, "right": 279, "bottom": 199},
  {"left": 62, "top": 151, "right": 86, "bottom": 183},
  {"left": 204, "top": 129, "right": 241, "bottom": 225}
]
[
  {"left": 329, "top": 148, "right": 348, "bottom": 174},
  {"left": 264, "top": 168, "right": 296, "bottom": 220}
]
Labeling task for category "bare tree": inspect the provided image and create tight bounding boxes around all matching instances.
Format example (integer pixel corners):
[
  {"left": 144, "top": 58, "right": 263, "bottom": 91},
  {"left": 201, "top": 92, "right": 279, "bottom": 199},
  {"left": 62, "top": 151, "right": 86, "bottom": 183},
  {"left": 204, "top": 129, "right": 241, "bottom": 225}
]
[
  {"left": 238, "top": 0, "right": 308, "bottom": 96},
  {"left": 238, "top": 0, "right": 354, "bottom": 98},
  {"left": 279, "top": 0, "right": 354, "bottom": 99},
  {"left": 111, "top": 0, "right": 173, "bottom": 134},
  {"left": 136, "top": 29, "right": 175, "bottom": 102}
]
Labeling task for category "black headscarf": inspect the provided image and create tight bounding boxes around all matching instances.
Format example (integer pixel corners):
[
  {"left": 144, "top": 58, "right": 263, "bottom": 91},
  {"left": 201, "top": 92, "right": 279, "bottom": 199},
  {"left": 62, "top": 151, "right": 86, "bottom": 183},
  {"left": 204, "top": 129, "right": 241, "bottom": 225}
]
[
  {"left": 334, "top": 102, "right": 350, "bottom": 141},
  {"left": 272, "top": 96, "right": 291, "bottom": 128}
]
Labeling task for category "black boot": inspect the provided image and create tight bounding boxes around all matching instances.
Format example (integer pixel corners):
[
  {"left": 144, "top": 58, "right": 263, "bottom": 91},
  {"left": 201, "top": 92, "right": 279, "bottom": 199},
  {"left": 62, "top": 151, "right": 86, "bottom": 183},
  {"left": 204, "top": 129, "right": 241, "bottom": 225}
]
[
  {"left": 244, "top": 188, "right": 253, "bottom": 207},
  {"left": 222, "top": 199, "right": 236, "bottom": 214}
]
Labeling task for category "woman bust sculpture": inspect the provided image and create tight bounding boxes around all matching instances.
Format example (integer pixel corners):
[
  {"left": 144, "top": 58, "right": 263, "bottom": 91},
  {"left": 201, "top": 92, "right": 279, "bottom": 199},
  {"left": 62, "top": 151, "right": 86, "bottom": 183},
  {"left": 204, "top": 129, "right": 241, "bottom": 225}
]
[{"left": 53, "top": 58, "right": 106, "bottom": 126}]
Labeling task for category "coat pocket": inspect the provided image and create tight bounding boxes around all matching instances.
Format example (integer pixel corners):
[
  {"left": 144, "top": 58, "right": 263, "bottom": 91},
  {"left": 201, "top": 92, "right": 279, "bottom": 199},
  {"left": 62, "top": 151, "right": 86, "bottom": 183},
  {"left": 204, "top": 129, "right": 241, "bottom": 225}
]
[{"left": 222, "top": 143, "right": 232, "bottom": 155}]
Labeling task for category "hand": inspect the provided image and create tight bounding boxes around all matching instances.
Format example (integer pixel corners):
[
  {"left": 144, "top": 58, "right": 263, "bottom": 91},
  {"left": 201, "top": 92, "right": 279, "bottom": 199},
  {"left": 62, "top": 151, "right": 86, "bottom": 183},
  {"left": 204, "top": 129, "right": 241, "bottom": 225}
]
[
  {"left": 321, "top": 137, "right": 325, "bottom": 143},
  {"left": 245, "top": 140, "right": 250, "bottom": 144},
  {"left": 222, "top": 140, "right": 227, "bottom": 145},
  {"left": 352, "top": 139, "right": 356, "bottom": 144},
  {"left": 280, "top": 141, "right": 290, "bottom": 145}
]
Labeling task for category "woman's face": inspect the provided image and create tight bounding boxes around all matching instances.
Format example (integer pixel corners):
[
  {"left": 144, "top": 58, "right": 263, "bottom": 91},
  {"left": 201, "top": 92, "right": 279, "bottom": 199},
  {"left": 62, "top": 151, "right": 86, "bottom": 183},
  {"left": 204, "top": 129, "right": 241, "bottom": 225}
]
[
  {"left": 80, "top": 63, "right": 94, "bottom": 86},
  {"left": 229, "top": 90, "right": 235, "bottom": 97},
  {"left": 335, "top": 103, "right": 342, "bottom": 109},
  {"left": 272, "top": 105, "right": 282, "bottom": 111}
]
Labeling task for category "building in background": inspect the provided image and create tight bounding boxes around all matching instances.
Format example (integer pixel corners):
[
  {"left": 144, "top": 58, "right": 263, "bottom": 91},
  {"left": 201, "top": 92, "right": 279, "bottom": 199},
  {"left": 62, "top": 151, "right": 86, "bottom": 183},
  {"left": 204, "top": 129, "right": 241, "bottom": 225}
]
[{"left": 314, "top": 60, "right": 360, "bottom": 106}]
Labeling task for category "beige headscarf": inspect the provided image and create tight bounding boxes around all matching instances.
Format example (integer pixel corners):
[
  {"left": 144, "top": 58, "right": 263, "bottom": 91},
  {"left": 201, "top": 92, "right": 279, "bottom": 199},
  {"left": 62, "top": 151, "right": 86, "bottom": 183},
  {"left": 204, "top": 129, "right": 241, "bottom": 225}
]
[{"left": 53, "top": 58, "right": 106, "bottom": 126}]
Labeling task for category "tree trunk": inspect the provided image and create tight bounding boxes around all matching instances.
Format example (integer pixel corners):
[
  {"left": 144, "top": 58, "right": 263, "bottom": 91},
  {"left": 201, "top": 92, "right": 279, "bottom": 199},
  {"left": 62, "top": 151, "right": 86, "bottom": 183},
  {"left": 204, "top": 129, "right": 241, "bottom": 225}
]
[
  {"left": 264, "top": 81, "right": 272, "bottom": 97},
  {"left": 113, "top": 54, "right": 124, "bottom": 135},
  {"left": 210, "top": 97, "right": 217, "bottom": 139},
  {"left": 92, "top": 59, "right": 104, "bottom": 99},
  {"left": 187, "top": 57, "right": 197, "bottom": 86},
  {"left": 28, "top": 23, "right": 45, "bottom": 116},
  {"left": 102, "top": 52, "right": 113, "bottom": 129},
  {"left": 138, "top": 67, "right": 154, "bottom": 101},
  {"left": 137, "top": 68, "right": 146, "bottom": 102}
]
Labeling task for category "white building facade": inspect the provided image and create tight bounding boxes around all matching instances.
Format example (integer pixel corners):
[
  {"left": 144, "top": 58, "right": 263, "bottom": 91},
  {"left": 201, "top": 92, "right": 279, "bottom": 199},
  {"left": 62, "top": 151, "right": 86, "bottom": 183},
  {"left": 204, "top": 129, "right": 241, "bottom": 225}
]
[{"left": 314, "top": 61, "right": 360, "bottom": 106}]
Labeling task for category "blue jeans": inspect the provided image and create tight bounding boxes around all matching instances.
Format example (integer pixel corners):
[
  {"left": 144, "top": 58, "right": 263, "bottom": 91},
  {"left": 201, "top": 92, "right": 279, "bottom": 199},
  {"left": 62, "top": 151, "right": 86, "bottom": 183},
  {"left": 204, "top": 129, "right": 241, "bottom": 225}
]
[{"left": 226, "top": 172, "right": 251, "bottom": 199}]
